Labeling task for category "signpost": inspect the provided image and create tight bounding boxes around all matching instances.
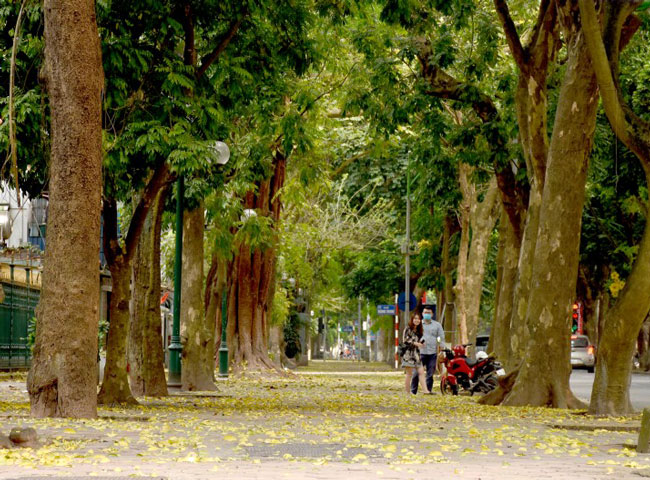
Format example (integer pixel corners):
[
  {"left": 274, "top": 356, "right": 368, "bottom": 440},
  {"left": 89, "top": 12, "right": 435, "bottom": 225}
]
[
  {"left": 377, "top": 304, "right": 396, "bottom": 316},
  {"left": 398, "top": 292, "right": 417, "bottom": 313}
]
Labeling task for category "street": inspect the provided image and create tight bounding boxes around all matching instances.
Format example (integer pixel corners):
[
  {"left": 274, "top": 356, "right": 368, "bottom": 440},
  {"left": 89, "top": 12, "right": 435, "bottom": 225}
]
[{"left": 570, "top": 369, "right": 650, "bottom": 410}]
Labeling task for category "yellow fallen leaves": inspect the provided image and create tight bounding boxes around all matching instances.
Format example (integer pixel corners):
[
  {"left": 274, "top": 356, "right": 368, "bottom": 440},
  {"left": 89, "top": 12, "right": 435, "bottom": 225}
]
[{"left": 0, "top": 371, "right": 647, "bottom": 479}]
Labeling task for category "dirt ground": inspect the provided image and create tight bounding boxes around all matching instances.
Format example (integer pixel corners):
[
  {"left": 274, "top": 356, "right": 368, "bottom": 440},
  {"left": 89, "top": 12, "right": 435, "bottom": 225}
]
[{"left": 0, "top": 364, "right": 649, "bottom": 479}]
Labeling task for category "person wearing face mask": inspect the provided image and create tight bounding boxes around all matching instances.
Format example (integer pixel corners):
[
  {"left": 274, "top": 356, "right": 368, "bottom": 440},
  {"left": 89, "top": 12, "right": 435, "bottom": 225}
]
[{"left": 411, "top": 306, "right": 445, "bottom": 394}]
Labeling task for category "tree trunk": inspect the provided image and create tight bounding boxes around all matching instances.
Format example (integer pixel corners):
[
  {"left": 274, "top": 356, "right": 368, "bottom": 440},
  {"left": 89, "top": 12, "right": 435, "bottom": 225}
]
[
  {"left": 454, "top": 169, "right": 499, "bottom": 348},
  {"left": 494, "top": 0, "right": 559, "bottom": 369},
  {"left": 454, "top": 164, "right": 472, "bottom": 345},
  {"left": 577, "top": 0, "right": 648, "bottom": 415},
  {"left": 228, "top": 153, "right": 286, "bottom": 374},
  {"left": 639, "top": 318, "right": 650, "bottom": 371},
  {"left": 129, "top": 188, "right": 168, "bottom": 397},
  {"left": 589, "top": 174, "right": 650, "bottom": 414},
  {"left": 27, "top": 0, "right": 103, "bottom": 418},
  {"left": 98, "top": 163, "right": 172, "bottom": 404},
  {"left": 441, "top": 215, "right": 456, "bottom": 338},
  {"left": 464, "top": 177, "right": 500, "bottom": 351},
  {"left": 181, "top": 203, "right": 216, "bottom": 390},
  {"left": 98, "top": 261, "right": 137, "bottom": 404},
  {"left": 491, "top": 206, "right": 521, "bottom": 364},
  {"left": 503, "top": 15, "right": 598, "bottom": 407}
]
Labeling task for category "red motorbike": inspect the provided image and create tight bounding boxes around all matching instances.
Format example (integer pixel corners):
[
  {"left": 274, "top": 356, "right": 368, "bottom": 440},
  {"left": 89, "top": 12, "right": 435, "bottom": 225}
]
[{"left": 439, "top": 344, "right": 504, "bottom": 395}]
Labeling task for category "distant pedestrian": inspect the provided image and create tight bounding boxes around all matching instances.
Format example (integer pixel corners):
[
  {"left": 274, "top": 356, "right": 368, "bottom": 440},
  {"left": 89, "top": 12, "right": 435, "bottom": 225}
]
[
  {"left": 401, "top": 312, "right": 431, "bottom": 395},
  {"left": 411, "top": 306, "right": 445, "bottom": 394}
]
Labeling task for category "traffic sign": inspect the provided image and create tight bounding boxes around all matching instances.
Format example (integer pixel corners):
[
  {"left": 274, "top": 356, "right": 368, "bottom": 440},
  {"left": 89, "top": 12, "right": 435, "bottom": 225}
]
[
  {"left": 340, "top": 325, "right": 354, "bottom": 333},
  {"left": 398, "top": 292, "right": 417, "bottom": 312},
  {"left": 377, "top": 304, "right": 396, "bottom": 316}
]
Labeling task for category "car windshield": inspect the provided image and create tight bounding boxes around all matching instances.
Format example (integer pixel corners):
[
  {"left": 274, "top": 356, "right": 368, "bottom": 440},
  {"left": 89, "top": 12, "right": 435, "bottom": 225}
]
[
  {"left": 476, "top": 337, "right": 489, "bottom": 346},
  {"left": 571, "top": 337, "right": 588, "bottom": 348}
]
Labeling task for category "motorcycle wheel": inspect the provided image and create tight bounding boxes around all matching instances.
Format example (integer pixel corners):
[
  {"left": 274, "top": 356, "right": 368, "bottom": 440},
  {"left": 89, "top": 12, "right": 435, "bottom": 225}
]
[
  {"left": 484, "top": 375, "right": 498, "bottom": 392},
  {"left": 440, "top": 378, "right": 459, "bottom": 396}
]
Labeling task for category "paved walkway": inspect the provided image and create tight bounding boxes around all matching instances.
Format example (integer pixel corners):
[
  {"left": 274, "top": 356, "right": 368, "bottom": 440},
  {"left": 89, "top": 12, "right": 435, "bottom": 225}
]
[{"left": 0, "top": 369, "right": 649, "bottom": 479}]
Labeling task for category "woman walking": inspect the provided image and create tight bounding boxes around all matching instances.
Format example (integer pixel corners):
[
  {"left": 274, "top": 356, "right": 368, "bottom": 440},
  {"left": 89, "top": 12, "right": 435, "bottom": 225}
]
[{"left": 401, "top": 312, "right": 431, "bottom": 395}]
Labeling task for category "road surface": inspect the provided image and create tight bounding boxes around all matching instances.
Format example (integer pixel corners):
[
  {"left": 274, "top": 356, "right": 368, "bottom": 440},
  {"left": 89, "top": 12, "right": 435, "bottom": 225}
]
[{"left": 570, "top": 369, "right": 650, "bottom": 410}]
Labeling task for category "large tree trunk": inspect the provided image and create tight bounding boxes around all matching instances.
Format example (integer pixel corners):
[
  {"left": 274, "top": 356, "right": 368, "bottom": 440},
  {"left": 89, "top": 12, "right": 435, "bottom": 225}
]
[
  {"left": 454, "top": 169, "right": 499, "bottom": 348},
  {"left": 128, "top": 188, "right": 168, "bottom": 397},
  {"left": 503, "top": 8, "right": 598, "bottom": 407},
  {"left": 454, "top": 165, "right": 472, "bottom": 345},
  {"left": 493, "top": 0, "right": 558, "bottom": 369},
  {"left": 589, "top": 208, "right": 650, "bottom": 414},
  {"left": 464, "top": 177, "right": 500, "bottom": 349},
  {"left": 181, "top": 204, "right": 217, "bottom": 390},
  {"left": 99, "top": 163, "right": 171, "bottom": 405},
  {"left": 491, "top": 206, "right": 521, "bottom": 364},
  {"left": 578, "top": 0, "right": 648, "bottom": 415},
  {"left": 27, "top": 0, "right": 103, "bottom": 418},
  {"left": 98, "top": 261, "right": 137, "bottom": 404},
  {"left": 639, "top": 318, "right": 650, "bottom": 371},
  {"left": 227, "top": 154, "right": 286, "bottom": 374},
  {"left": 441, "top": 215, "right": 456, "bottom": 337}
]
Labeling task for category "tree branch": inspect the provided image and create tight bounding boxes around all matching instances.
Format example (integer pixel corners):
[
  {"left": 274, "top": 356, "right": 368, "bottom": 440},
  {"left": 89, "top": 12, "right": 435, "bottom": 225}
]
[
  {"left": 196, "top": 16, "right": 245, "bottom": 79},
  {"left": 123, "top": 161, "right": 173, "bottom": 263},
  {"left": 493, "top": 0, "right": 528, "bottom": 73},
  {"left": 578, "top": 0, "right": 650, "bottom": 165}
]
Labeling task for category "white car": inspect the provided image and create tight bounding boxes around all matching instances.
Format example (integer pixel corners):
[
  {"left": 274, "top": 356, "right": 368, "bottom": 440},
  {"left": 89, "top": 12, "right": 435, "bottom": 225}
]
[{"left": 571, "top": 334, "right": 595, "bottom": 373}]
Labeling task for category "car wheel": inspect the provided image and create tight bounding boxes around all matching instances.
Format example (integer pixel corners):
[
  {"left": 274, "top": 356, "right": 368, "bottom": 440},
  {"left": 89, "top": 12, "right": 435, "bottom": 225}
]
[{"left": 587, "top": 366, "right": 594, "bottom": 373}]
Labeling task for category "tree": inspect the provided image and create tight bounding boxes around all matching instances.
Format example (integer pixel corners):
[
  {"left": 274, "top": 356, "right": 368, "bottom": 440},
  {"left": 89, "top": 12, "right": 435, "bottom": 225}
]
[
  {"left": 27, "top": 0, "right": 104, "bottom": 417},
  {"left": 128, "top": 187, "right": 169, "bottom": 397},
  {"left": 579, "top": 0, "right": 649, "bottom": 415},
  {"left": 500, "top": 0, "right": 600, "bottom": 408}
]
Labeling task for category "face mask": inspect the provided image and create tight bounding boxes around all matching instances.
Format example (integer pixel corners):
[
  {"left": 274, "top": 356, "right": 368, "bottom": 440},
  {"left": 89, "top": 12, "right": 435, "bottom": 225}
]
[{"left": 423, "top": 313, "right": 432, "bottom": 321}]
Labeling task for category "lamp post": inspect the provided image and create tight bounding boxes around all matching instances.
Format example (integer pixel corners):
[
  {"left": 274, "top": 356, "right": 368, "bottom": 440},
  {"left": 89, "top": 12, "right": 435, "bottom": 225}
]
[
  {"left": 218, "top": 289, "right": 228, "bottom": 377},
  {"left": 168, "top": 141, "right": 230, "bottom": 386}
]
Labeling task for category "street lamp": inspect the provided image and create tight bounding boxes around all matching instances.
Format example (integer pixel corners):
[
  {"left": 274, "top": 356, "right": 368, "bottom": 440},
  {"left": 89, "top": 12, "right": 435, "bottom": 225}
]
[{"left": 168, "top": 141, "right": 230, "bottom": 387}]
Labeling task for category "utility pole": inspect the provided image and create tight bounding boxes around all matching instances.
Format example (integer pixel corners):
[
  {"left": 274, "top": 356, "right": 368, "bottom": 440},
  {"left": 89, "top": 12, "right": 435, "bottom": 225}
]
[
  {"left": 357, "top": 296, "right": 362, "bottom": 362},
  {"left": 404, "top": 151, "right": 411, "bottom": 321}
]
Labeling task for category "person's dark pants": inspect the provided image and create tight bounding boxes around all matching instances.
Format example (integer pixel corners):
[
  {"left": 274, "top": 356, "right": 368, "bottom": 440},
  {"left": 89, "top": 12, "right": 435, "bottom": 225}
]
[{"left": 411, "top": 353, "right": 437, "bottom": 394}]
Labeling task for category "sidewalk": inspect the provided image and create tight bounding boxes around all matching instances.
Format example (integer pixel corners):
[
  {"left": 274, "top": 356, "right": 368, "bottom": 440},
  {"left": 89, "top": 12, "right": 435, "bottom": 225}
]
[{"left": 0, "top": 371, "right": 649, "bottom": 479}]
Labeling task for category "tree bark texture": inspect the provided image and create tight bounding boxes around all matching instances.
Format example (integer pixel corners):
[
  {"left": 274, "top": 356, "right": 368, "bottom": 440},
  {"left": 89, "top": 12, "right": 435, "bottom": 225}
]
[
  {"left": 98, "top": 261, "right": 136, "bottom": 404},
  {"left": 494, "top": 0, "right": 559, "bottom": 369},
  {"left": 639, "top": 319, "right": 650, "bottom": 371},
  {"left": 454, "top": 169, "right": 500, "bottom": 348},
  {"left": 227, "top": 153, "right": 286, "bottom": 373},
  {"left": 99, "top": 163, "right": 171, "bottom": 405},
  {"left": 27, "top": 0, "right": 103, "bottom": 418},
  {"left": 128, "top": 188, "right": 168, "bottom": 397},
  {"left": 491, "top": 206, "right": 521, "bottom": 365},
  {"left": 578, "top": 0, "right": 648, "bottom": 415},
  {"left": 504, "top": 8, "right": 598, "bottom": 407},
  {"left": 181, "top": 203, "right": 217, "bottom": 391},
  {"left": 441, "top": 215, "right": 456, "bottom": 336}
]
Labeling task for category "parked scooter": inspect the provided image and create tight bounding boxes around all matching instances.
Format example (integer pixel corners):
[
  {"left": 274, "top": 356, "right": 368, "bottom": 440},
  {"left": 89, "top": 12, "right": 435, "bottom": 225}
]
[{"left": 439, "top": 344, "right": 505, "bottom": 395}]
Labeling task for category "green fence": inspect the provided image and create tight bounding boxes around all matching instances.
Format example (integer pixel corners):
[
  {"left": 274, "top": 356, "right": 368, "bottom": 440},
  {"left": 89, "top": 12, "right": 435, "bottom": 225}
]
[{"left": 0, "top": 280, "right": 40, "bottom": 369}]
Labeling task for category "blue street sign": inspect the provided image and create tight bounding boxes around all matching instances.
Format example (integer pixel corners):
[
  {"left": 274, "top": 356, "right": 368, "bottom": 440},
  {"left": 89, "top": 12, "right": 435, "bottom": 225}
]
[
  {"left": 398, "top": 292, "right": 417, "bottom": 312},
  {"left": 377, "top": 304, "right": 397, "bottom": 316},
  {"left": 340, "top": 325, "right": 354, "bottom": 333}
]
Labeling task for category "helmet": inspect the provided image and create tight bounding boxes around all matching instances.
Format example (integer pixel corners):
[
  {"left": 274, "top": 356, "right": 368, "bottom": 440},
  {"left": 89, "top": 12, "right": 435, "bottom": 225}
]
[
  {"left": 476, "top": 351, "right": 488, "bottom": 361},
  {"left": 452, "top": 344, "right": 466, "bottom": 357}
]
